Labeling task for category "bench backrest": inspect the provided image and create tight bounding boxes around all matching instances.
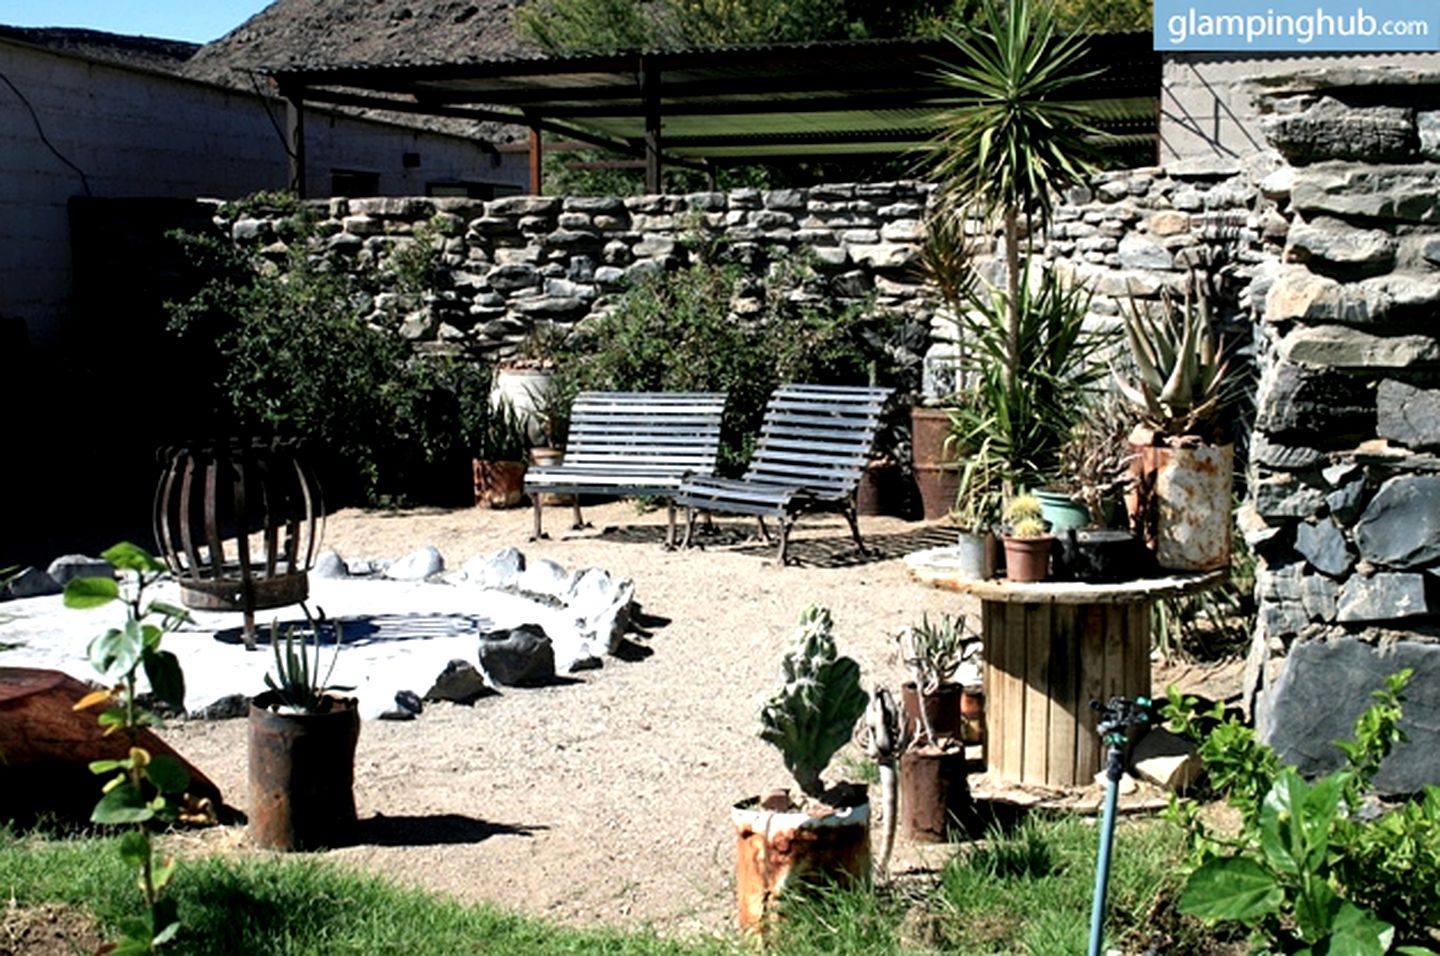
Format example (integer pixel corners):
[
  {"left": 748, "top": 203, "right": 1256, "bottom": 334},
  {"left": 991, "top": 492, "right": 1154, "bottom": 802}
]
[
  {"left": 745, "top": 384, "right": 893, "bottom": 498},
  {"left": 562, "top": 391, "right": 727, "bottom": 476}
]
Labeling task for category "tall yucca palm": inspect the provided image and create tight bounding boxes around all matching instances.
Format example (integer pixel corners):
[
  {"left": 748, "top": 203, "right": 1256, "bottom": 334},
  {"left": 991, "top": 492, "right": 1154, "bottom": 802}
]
[{"left": 927, "top": 0, "right": 1107, "bottom": 391}]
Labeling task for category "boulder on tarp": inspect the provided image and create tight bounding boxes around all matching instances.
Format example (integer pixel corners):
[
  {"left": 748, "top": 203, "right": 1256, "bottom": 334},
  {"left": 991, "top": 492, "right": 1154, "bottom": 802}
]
[{"left": 0, "top": 668, "right": 230, "bottom": 826}]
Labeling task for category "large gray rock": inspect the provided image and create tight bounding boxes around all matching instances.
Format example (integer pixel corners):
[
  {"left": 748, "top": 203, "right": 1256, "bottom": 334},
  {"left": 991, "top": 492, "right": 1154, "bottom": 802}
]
[
  {"left": 477, "top": 624, "right": 556, "bottom": 687},
  {"left": 1278, "top": 326, "right": 1440, "bottom": 368},
  {"left": 567, "top": 567, "right": 635, "bottom": 655},
  {"left": 1250, "top": 434, "right": 1323, "bottom": 470},
  {"left": 1326, "top": 477, "right": 1368, "bottom": 525},
  {"left": 1262, "top": 635, "right": 1440, "bottom": 793},
  {"left": 1254, "top": 361, "right": 1374, "bottom": 441},
  {"left": 1335, "top": 573, "right": 1434, "bottom": 622},
  {"left": 1354, "top": 475, "right": 1440, "bottom": 568},
  {"left": 1117, "top": 234, "right": 1172, "bottom": 270},
  {"left": 1290, "top": 164, "right": 1440, "bottom": 225},
  {"left": 424, "top": 659, "right": 491, "bottom": 705},
  {"left": 384, "top": 546, "right": 444, "bottom": 581},
  {"left": 1267, "top": 268, "right": 1440, "bottom": 326},
  {"left": 1285, "top": 217, "right": 1395, "bottom": 275},
  {"left": 44, "top": 555, "right": 113, "bottom": 587},
  {"left": 1294, "top": 518, "right": 1354, "bottom": 577},
  {"left": 1377, "top": 380, "right": 1440, "bottom": 450},
  {"left": 1263, "top": 97, "right": 1417, "bottom": 164},
  {"left": 1253, "top": 473, "right": 1327, "bottom": 519},
  {"left": 1300, "top": 573, "right": 1338, "bottom": 622},
  {"left": 6, "top": 567, "right": 60, "bottom": 598}
]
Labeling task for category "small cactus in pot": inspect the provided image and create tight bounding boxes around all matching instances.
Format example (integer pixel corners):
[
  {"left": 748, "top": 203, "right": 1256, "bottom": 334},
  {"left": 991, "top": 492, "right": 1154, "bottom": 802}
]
[{"left": 734, "top": 605, "right": 872, "bottom": 933}]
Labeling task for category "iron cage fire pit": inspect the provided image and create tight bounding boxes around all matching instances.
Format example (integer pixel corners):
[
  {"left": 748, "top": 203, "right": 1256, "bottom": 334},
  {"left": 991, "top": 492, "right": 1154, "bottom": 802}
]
[{"left": 153, "top": 440, "right": 324, "bottom": 648}]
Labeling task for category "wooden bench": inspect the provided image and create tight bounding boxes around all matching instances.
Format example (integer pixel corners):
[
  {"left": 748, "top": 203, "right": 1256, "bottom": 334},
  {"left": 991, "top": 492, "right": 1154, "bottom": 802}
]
[
  {"left": 674, "top": 383, "right": 893, "bottom": 564},
  {"left": 524, "top": 391, "right": 727, "bottom": 545}
]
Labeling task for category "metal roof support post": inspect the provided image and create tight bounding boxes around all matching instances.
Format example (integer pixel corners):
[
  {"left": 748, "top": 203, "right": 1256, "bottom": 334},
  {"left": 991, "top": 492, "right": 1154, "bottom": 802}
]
[
  {"left": 639, "top": 55, "right": 661, "bottom": 193},
  {"left": 528, "top": 123, "right": 543, "bottom": 195},
  {"left": 282, "top": 87, "right": 307, "bottom": 198}
]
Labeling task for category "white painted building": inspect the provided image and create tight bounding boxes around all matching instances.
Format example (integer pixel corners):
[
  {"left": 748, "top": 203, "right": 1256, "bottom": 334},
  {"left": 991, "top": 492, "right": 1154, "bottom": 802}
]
[{"left": 0, "top": 33, "right": 528, "bottom": 348}]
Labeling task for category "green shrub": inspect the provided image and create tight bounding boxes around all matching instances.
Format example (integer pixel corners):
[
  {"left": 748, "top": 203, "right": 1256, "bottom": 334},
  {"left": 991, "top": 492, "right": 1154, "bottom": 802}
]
[
  {"left": 555, "top": 252, "right": 911, "bottom": 472},
  {"left": 165, "top": 210, "right": 489, "bottom": 507},
  {"left": 1164, "top": 671, "right": 1440, "bottom": 953}
]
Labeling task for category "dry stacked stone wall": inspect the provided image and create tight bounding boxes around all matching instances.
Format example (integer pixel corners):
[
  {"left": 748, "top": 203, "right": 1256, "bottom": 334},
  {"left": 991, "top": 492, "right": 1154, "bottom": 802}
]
[
  {"left": 218, "top": 183, "right": 938, "bottom": 363},
  {"left": 1242, "top": 70, "right": 1440, "bottom": 793}
]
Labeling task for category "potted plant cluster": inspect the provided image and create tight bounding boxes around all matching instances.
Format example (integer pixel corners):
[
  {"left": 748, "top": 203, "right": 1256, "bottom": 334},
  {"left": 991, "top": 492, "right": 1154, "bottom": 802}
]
[
  {"left": 248, "top": 610, "right": 359, "bottom": 851},
  {"left": 895, "top": 613, "right": 982, "bottom": 842},
  {"left": 472, "top": 395, "right": 531, "bottom": 509},
  {"left": 1000, "top": 494, "right": 1053, "bottom": 583},
  {"left": 1115, "top": 271, "right": 1239, "bottom": 571},
  {"left": 733, "top": 605, "right": 870, "bottom": 934}
]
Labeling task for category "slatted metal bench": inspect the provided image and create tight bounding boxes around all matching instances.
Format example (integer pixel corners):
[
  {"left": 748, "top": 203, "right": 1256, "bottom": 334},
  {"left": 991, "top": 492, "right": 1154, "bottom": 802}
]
[
  {"left": 524, "top": 391, "right": 727, "bottom": 545},
  {"left": 674, "top": 383, "right": 893, "bottom": 564}
]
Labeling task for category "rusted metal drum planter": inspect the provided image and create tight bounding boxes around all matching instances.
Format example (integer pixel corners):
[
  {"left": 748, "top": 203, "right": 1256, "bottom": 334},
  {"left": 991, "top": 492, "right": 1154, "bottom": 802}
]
[
  {"left": 153, "top": 440, "right": 324, "bottom": 645},
  {"left": 900, "top": 745, "right": 972, "bottom": 843},
  {"left": 248, "top": 692, "right": 360, "bottom": 851},
  {"left": 1127, "top": 441, "right": 1233, "bottom": 572},
  {"left": 732, "top": 796, "right": 870, "bottom": 933}
]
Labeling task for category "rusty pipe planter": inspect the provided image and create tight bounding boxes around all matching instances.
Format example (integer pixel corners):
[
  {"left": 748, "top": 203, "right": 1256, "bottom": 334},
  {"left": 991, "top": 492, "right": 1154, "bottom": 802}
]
[{"left": 153, "top": 440, "right": 323, "bottom": 648}]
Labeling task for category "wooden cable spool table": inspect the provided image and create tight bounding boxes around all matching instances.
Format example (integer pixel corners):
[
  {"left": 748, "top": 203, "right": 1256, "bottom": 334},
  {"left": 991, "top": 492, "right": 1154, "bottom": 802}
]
[{"left": 906, "top": 548, "right": 1225, "bottom": 788}]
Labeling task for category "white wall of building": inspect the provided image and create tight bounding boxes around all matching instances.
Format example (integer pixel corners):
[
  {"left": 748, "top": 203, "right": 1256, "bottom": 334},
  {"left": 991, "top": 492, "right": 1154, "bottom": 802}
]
[{"left": 0, "top": 36, "right": 528, "bottom": 346}]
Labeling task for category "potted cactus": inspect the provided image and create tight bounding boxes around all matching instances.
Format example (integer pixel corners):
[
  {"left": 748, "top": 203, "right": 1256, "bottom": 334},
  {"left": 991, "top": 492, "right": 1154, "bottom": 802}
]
[
  {"left": 1000, "top": 494, "right": 1054, "bottom": 583},
  {"left": 733, "top": 605, "right": 870, "bottom": 934},
  {"left": 1115, "top": 270, "right": 1239, "bottom": 571},
  {"left": 248, "top": 610, "right": 359, "bottom": 851}
]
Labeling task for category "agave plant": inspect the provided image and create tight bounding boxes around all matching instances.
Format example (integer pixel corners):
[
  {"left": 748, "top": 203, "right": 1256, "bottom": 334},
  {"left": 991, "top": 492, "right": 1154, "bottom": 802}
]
[
  {"left": 758, "top": 606, "right": 869, "bottom": 800},
  {"left": 1115, "top": 274, "right": 1235, "bottom": 441},
  {"left": 264, "top": 608, "right": 353, "bottom": 713}
]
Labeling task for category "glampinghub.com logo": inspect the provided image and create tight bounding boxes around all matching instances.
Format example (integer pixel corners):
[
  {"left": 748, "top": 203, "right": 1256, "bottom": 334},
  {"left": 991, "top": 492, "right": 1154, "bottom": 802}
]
[{"left": 1154, "top": 0, "right": 1438, "bottom": 49}]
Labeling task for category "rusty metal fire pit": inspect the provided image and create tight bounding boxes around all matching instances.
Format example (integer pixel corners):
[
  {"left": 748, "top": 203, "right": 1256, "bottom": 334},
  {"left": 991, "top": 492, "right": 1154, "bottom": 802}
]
[{"left": 153, "top": 440, "right": 324, "bottom": 648}]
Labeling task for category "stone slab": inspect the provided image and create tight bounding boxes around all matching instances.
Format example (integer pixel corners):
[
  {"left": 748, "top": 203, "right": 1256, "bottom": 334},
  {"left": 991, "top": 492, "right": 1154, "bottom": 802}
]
[{"left": 1262, "top": 635, "right": 1440, "bottom": 794}]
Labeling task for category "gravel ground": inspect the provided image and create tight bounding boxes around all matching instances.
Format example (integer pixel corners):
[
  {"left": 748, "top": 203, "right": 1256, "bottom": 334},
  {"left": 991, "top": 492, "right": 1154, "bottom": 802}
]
[{"left": 162, "top": 501, "right": 973, "bottom": 937}]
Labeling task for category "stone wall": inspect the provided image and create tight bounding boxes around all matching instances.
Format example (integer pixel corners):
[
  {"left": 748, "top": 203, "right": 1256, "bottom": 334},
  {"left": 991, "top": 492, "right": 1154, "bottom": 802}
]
[
  {"left": 218, "top": 182, "right": 937, "bottom": 363},
  {"left": 1243, "top": 69, "right": 1440, "bottom": 794}
]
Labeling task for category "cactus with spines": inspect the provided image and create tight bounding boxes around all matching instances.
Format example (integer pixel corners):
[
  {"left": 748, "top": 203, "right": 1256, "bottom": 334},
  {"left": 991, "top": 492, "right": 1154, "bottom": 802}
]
[{"left": 759, "top": 606, "right": 870, "bottom": 800}]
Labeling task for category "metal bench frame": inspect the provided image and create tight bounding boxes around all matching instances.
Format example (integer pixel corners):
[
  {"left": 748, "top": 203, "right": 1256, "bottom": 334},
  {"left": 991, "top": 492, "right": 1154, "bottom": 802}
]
[
  {"left": 523, "top": 391, "right": 727, "bottom": 546},
  {"left": 675, "top": 383, "right": 893, "bottom": 564}
]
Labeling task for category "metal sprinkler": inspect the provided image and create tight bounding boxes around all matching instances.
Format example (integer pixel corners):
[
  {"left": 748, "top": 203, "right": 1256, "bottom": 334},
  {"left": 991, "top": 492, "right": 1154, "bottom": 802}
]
[{"left": 1086, "top": 695, "right": 1152, "bottom": 956}]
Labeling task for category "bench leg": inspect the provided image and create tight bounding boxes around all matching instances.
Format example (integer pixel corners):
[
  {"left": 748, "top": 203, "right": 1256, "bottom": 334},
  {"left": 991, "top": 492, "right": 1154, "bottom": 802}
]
[
  {"left": 776, "top": 518, "right": 792, "bottom": 566},
  {"left": 755, "top": 516, "right": 772, "bottom": 545},
  {"left": 571, "top": 498, "right": 591, "bottom": 531},
  {"left": 682, "top": 507, "right": 697, "bottom": 549},
  {"left": 843, "top": 504, "right": 868, "bottom": 556},
  {"left": 664, "top": 500, "right": 677, "bottom": 550},
  {"left": 530, "top": 497, "right": 549, "bottom": 541}
]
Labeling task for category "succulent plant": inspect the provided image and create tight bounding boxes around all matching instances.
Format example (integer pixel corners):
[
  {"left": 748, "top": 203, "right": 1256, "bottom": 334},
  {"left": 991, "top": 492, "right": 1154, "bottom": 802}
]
[
  {"left": 898, "top": 613, "right": 980, "bottom": 696},
  {"left": 1004, "top": 494, "right": 1043, "bottom": 525},
  {"left": 264, "top": 607, "right": 353, "bottom": 713},
  {"left": 1011, "top": 516, "right": 1050, "bottom": 538},
  {"left": 759, "top": 605, "right": 870, "bottom": 800},
  {"left": 1115, "top": 273, "right": 1234, "bottom": 440}
]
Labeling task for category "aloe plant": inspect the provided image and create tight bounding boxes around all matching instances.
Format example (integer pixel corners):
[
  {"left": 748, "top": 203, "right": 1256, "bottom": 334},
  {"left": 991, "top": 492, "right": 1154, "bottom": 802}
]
[
  {"left": 758, "top": 606, "right": 869, "bottom": 800},
  {"left": 1115, "top": 275, "right": 1235, "bottom": 441},
  {"left": 264, "top": 608, "right": 353, "bottom": 713}
]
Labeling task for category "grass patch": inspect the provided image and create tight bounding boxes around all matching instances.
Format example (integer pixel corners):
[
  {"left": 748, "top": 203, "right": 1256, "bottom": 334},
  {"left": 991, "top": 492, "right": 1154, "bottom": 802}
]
[{"left": 0, "top": 814, "right": 1206, "bottom": 955}]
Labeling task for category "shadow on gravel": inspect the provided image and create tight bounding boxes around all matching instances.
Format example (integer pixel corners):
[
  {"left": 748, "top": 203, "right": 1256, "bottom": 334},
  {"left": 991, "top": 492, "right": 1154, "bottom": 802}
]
[{"left": 355, "top": 813, "right": 546, "bottom": 847}]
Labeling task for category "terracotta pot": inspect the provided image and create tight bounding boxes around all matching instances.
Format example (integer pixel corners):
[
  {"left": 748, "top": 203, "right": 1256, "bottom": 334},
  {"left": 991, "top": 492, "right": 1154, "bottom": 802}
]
[
  {"left": 732, "top": 793, "right": 870, "bottom": 934},
  {"left": 899, "top": 681, "right": 964, "bottom": 743},
  {"left": 1001, "top": 534, "right": 1053, "bottom": 583},
  {"left": 247, "top": 692, "right": 359, "bottom": 851},
  {"left": 900, "top": 744, "right": 972, "bottom": 843},
  {"left": 911, "top": 407, "right": 961, "bottom": 521},
  {"left": 960, "top": 684, "right": 985, "bottom": 746},
  {"left": 472, "top": 459, "right": 527, "bottom": 509},
  {"left": 1127, "top": 440, "right": 1233, "bottom": 571}
]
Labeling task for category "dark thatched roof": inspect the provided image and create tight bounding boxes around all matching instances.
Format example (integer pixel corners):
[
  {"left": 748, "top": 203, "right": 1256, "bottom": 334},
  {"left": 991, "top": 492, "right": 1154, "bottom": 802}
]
[{"left": 0, "top": 25, "right": 199, "bottom": 72}]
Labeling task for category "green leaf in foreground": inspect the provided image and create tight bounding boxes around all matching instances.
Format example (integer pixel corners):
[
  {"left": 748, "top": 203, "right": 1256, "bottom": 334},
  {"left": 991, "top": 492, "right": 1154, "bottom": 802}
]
[
  {"left": 1179, "top": 856, "right": 1282, "bottom": 922},
  {"left": 91, "top": 782, "right": 154, "bottom": 825},
  {"left": 63, "top": 576, "right": 119, "bottom": 609}
]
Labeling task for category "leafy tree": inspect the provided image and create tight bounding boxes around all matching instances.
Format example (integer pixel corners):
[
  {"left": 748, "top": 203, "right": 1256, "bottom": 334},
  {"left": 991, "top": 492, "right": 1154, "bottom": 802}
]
[{"left": 925, "top": 0, "right": 1106, "bottom": 394}]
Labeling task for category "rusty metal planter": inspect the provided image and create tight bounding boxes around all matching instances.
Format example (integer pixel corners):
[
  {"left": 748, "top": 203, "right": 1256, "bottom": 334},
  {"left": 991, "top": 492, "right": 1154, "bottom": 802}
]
[
  {"left": 732, "top": 797, "right": 870, "bottom": 934},
  {"left": 248, "top": 691, "right": 359, "bottom": 851},
  {"left": 1129, "top": 442, "right": 1232, "bottom": 572},
  {"left": 900, "top": 745, "right": 971, "bottom": 843},
  {"left": 153, "top": 440, "right": 324, "bottom": 645}
]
